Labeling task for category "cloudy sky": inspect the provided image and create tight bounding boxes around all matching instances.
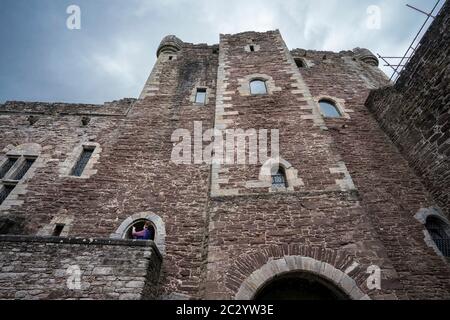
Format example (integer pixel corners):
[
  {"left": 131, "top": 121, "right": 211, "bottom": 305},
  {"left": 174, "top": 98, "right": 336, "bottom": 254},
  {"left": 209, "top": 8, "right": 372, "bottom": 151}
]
[{"left": 0, "top": 0, "right": 443, "bottom": 104}]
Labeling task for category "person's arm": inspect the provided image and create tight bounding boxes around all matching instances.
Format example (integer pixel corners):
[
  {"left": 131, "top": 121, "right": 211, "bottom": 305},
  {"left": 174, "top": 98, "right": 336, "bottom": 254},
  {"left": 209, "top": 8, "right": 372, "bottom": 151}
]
[{"left": 132, "top": 228, "right": 146, "bottom": 238}]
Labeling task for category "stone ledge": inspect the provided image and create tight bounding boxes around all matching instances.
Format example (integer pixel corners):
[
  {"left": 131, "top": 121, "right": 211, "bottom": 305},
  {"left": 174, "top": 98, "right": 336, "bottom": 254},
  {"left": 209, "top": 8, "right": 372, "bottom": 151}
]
[
  {"left": 0, "top": 235, "right": 161, "bottom": 256},
  {"left": 210, "top": 188, "right": 360, "bottom": 201}
]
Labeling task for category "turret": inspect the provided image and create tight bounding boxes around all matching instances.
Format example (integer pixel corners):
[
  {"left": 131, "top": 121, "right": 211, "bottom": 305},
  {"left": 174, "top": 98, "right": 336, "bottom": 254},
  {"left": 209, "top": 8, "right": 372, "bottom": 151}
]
[
  {"left": 353, "top": 47, "right": 379, "bottom": 66},
  {"left": 157, "top": 35, "right": 183, "bottom": 57}
]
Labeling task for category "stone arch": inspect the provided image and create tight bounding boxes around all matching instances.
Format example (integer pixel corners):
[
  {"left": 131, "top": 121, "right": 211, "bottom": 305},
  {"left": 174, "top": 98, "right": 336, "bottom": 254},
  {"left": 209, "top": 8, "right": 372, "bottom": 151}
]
[
  {"left": 225, "top": 245, "right": 370, "bottom": 300},
  {"left": 111, "top": 212, "right": 166, "bottom": 254},
  {"left": 237, "top": 74, "right": 282, "bottom": 96},
  {"left": 245, "top": 157, "right": 304, "bottom": 192},
  {"left": 235, "top": 256, "right": 368, "bottom": 300}
]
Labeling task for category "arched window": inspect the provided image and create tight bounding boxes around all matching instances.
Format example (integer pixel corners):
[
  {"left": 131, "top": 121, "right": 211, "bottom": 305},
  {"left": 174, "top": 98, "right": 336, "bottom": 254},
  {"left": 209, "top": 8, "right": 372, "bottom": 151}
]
[
  {"left": 250, "top": 80, "right": 267, "bottom": 95},
  {"left": 125, "top": 219, "right": 155, "bottom": 241},
  {"left": 319, "top": 100, "right": 341, "bottom": 118},
  {"left": 425, "top": 217, "right": 450, "bottom": 257},
  {"left": 272, "top": 167, "right": 287, "bottom": 188}
]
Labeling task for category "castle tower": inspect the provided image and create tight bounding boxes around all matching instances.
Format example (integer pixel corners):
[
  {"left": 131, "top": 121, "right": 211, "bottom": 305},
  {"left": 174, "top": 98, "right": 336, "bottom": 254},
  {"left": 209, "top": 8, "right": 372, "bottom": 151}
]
[{"left": 0, "top": 1, "right": 449, "bottom": 300}]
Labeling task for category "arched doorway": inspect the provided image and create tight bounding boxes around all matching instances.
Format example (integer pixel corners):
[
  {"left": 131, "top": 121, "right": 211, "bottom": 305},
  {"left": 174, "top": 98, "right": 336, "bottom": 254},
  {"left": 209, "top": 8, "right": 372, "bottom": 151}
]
[
  {"left": 254, "top": 271, "right": 349, "bottom": 300},
  {"left": 234, "top": 255, "right": 368, "bottom": 300}
]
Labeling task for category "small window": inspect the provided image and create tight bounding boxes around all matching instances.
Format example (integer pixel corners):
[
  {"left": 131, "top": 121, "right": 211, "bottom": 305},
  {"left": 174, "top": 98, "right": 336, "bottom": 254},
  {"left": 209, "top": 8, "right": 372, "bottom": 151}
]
[
  {"left": 0, "top": 157, "right": 18, "bottom": 179},
  {"left": 0, "top": 184, "right": 14, "bottom": 205},
  {"left": 12, "top": 158, "right": 36, "bottom": 180},
  {"left": 272, "top": 167, "right": 287, "bottom": 188},
  {"left": 426, "top": 217, "right": 450, "bottom": 257},
  {"left": 52, "top": 224, "right": 65, "bottom": 237},
  {"left": 195, "top": 88, "right": 207, "bottom": 104},
  {"left": 319, "top": 100, "right": 341, "bottom": 118},
  {"left": 250, "top": 80, "right": 267, "bottom": 95},
  {"left": 249, "top": 45, "right": 255, "bottom": 52},
  {"left": 71, "top": 147, "right": 95, "bottom": 177},
  {"left": 294, "top": 58, "right": 306, "bottom": 68},
  {"left": 168, "top": 56, "right": 173, "bottom": 61}
]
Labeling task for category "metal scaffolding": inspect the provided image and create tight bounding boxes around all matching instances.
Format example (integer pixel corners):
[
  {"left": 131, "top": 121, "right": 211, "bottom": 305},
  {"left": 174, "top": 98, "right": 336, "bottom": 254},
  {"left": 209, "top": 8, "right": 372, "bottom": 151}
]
[{"left": 378, "top": 0, "right": 443, "bottom": 82}]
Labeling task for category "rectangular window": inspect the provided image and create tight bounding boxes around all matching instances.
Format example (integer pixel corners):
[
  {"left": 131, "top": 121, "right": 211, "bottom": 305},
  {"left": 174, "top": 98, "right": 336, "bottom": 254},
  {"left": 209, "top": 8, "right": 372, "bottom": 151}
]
[
  {"left": 12, "top": 158, "right": 36, "bottom": 181},
  {"left": 249, "top": 45, "right": 255, "bottom": 52},
  {"left": 0, "top": 157, "right": 18, "bottom": 179},
  {"left": 195, "top": 88, "right": 207, "bottom": 104},
  {"left": 52, "top": 224, "right": 65, "bottom": 237},
  {"left": 0, "top": 184, "right": 14, "bottom": 205},
  {"left": 71, "top": 147, "right": 95, "bottom": 177}
]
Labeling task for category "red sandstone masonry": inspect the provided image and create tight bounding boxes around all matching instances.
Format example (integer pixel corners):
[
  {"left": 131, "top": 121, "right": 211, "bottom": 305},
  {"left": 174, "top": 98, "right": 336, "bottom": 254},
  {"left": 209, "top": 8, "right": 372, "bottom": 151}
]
[{"left": 0, "top": 12, "right": 449, "bottom": 299}]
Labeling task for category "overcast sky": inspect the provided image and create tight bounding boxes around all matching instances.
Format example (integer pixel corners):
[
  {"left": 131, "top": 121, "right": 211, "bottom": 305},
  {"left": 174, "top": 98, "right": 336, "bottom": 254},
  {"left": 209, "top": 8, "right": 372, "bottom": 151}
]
[{"left": 0, "top": 0, "right": 443, "bottom": 104}]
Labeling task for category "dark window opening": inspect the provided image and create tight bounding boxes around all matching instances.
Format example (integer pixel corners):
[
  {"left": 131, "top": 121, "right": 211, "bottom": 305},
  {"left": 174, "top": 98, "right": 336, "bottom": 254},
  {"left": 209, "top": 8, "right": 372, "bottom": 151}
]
[
  {"left": 272, "top": 167, "right": 287, "bottom": 188},
  {"left": 71, "top": 147, "right": 95, "bottom": 177},
  {"left": 0, "top": 157, "right": 18, "bottom": 179},
  {"left": 426, "top": 217, "right": 450, "bottom": 257},
  {"left": 249, "top": 45, "right": 255, "bottom": 52},
  {"left": 295, "top": 58, "right": 306, "bottom": 68},
  {"left": 27, "top": 115, "right": 39, "bottom": 126},
  {"left": 81, "top": 116, "right": 91, "bottom": 126},
  {"left": 169, "top": 56, "right": 173, "bottom": 60},
  {"left": 250, "top": 80, "right": 267, "bottom": 95},
  {"left": 319, "top": 100, "right": 341, "bottom": 118},
  {"left": 254, "top": 272, "right": 349, "bottom": 301},
  {"left": 12, "top": 158, "right": 36, "bottom": 181},
  {"left": 195, "top": 88, "right": 207, "bottom": 104},
  {"left": 125, "top": 220, "right": 155, "bottom": 241},
  {"left": 52, "top": 224, "right": 65, "bottom": 237},
  {"left": 0, "top": 185, "right": 15, "bottom": 205}
]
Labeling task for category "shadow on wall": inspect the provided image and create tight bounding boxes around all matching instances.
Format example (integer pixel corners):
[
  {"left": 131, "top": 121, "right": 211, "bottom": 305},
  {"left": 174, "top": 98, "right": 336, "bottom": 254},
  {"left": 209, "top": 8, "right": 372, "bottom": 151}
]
[{"left": 0, "top": 216, "right": 24, "bottom": 235}]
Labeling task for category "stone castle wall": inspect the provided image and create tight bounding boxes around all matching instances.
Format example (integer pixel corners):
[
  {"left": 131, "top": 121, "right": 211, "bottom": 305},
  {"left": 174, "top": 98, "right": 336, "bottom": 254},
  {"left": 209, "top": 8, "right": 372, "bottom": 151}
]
[
  {"left": 0, "top": 236, "right": 161, "bottom": 300},
  {"left": 0, "top": 4, "right": 449, "bottom": 300},
  {"left": 365, "top": 1, "right": 449, "bottom": 216},
  {"left": 203, "top": 29, "right": 450, "bottom": 300}
]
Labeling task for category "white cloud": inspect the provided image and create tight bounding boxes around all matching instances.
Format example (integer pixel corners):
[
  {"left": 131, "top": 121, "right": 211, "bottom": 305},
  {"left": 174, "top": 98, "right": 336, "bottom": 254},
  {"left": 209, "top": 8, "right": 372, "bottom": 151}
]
[{"left": 2, "top": 0, "right": 441, "bottom": 103}]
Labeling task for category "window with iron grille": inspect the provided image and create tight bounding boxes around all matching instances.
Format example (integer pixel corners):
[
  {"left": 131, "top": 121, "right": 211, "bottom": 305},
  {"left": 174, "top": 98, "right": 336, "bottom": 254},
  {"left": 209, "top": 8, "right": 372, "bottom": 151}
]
[
  {"left": 12, "top": 158, "right": 36, "bottom": 181},
  {"left": 426, "top": 217, "right": 450, "bottom": 257},
  {"left": 0, "top": 157, "right": 18, "bottom": 179},
  {"left": 0, "top": 185, "right": 14, "bottom": 205},
  {"left": 272, "top": 168, "right": 287, "bottom": 188},
  {"left": 71, "top": 147, "right": 95, "bottom": 177}
]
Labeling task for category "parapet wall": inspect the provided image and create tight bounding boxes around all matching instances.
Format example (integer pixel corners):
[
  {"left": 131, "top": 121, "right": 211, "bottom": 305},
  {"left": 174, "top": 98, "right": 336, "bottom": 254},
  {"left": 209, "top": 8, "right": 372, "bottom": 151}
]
[
  {"left": 365, "top": 1, "right": 449, "bottom": 215},
  {"left": 0, "top": 236, "right": 162, "bottom": 300},
  {"left": 0, "top": 98, "right": 136, "bottom": 116}
]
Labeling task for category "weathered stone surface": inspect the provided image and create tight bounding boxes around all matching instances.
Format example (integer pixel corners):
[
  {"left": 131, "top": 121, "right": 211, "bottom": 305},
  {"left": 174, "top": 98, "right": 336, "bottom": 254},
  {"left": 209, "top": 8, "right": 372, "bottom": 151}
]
[
  {"left": 0, "top": 236, "right": 161, "bottom": 300},
  {"left": 0, "top": 2, "right": 449, "bottom": 300},
  {"left": 365, "top": 1, "right": 449, "bottom": 216}
]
